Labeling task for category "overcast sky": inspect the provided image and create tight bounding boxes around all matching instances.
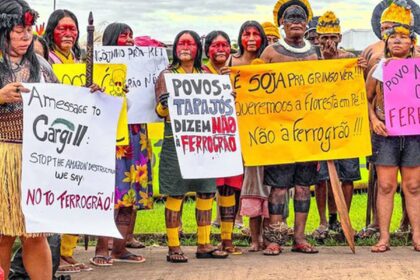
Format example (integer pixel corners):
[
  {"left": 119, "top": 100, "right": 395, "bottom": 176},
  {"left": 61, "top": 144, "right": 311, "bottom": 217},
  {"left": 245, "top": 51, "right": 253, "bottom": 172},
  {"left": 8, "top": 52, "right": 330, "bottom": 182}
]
[{"left": 31, "top": 0, "right": 380, "bottom": 42}]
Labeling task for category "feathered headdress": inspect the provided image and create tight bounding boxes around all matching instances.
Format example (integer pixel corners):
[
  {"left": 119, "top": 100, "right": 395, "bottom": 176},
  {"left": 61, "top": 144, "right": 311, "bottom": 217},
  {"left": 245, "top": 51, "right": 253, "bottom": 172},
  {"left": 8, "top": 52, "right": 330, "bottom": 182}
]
[
  {"left": 261, "top": 22, "right": 281, "bottom": 39},
  {"left": 273, "top": 0, "right": 313, "bottom": 27},
  {"left": 34, "top": 23, "right": 45, "bottom": 36},
  {"left": 0, "top": 8, "right": 38, "bottom": 30},
  {"left": 317, "top": 11, "right": 341, "bottom": 34},
  {"left": 382, "top": 24, "right": 417, "bottom": 45},
  {"left": 371, "top": 0, "right": 420, "bottom": 39}
]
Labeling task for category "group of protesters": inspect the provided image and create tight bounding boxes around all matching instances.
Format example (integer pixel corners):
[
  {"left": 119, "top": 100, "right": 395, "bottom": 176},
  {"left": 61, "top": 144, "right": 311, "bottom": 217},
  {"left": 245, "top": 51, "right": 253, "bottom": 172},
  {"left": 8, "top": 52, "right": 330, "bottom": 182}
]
[{"left": 0, "top": 0, "right": 419, "bottom": 279}]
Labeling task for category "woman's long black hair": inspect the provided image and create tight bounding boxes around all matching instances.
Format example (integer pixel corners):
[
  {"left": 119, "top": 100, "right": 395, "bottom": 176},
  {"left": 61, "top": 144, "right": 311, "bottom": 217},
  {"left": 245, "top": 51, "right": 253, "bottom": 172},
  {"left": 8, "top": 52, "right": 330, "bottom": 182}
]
[
  {"left": 102, "top": 22, "right": 133, "bottom": 46},
  {"left": 44, "top": 9, "right": 81, "bottom": 60},
  {"left": 204, "top": 30, "right": 231, "bottom": 57},
  {"left": 237, "top": 21, "right": 268, "bottom": 58},
  {"left": 170, "top": 30, "right": 202, "bottom": 70},
  {"left": 0, "top": 0, "right": 40, "bottom": 87}
]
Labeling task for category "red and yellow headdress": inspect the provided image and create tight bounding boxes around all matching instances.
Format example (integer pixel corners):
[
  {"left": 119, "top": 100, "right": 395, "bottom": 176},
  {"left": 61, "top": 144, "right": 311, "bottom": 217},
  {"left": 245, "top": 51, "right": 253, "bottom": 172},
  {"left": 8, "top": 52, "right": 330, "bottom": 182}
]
[
  {"left": 0, "top": 8, "right": 38, "bottom": 30},
  {"left": 273, "top": 0, "right": 313, "bottom": 27},
  {"left": 33, "top": 23, "right": 45, "bottom": 36}
]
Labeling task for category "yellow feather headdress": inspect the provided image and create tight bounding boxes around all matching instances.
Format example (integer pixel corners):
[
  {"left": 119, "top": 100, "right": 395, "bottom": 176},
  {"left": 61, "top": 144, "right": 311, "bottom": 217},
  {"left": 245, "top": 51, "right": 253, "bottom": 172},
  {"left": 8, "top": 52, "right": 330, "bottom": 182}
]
[
  {"left": 317, "top": 11, "right": 340, "bottom": 34},
  {"left": 261, "top": 22, "right": 281, "bottom": 38},
  {"left": 273, "top": 0, "right": 313, "bottom": 27},
  {"left": 381, "top": 0, "right": 413, "bottom": 26}
]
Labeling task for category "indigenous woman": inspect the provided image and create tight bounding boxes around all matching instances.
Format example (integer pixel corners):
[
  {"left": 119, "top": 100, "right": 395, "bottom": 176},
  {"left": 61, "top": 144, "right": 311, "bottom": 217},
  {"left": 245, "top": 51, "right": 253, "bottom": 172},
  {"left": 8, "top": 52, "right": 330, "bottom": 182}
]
[
  {"left": 230, "top": 21, "right": 269, "bottom": 253},
  {"left": 366, "top": 0, "right": 420, "bottom": 253},
  {"left": 43, "top": 9, "right": 89, "bottom": 273},
  {"left": 358, "top": 0, "right": 420, "bottom": 239},
  {"left": 0, "top": 1, "right": 58, "bottom": 279},
  {"left": 202, "top": 31, "right": 243, "bottom": 254},
  {"left": 155, "top": 30, "right": 228, "bottom": 263},
  {"left": 44, "top": 9, "right": 80, "bottom": 64},
  {"left": 106, "top": 22, "right": 152, "bottom": 251},
  {"left": 92, "top": 22, "right": 146, "bottom": 266}
]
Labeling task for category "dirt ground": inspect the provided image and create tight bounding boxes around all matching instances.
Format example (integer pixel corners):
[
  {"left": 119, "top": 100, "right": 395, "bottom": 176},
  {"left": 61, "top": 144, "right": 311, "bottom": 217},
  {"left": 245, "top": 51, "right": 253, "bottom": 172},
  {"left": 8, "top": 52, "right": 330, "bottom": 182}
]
[{"left": 71, "top": 246, "right": 419, "bottom": 280}]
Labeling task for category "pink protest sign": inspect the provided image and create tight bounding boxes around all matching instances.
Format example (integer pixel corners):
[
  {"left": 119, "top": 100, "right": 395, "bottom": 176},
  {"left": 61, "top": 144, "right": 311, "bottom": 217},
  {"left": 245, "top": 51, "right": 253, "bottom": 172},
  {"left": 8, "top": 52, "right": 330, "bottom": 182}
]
[{"left": 383, "top": 58, "right": 420, "bottom": 136}]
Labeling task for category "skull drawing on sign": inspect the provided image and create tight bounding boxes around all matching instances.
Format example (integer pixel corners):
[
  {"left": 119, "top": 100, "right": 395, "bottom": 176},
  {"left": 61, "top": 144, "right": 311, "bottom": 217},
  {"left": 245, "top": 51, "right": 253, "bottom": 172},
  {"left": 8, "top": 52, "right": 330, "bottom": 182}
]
[{"left": 109, "top": 69, "right": 126, "bottom": 97}]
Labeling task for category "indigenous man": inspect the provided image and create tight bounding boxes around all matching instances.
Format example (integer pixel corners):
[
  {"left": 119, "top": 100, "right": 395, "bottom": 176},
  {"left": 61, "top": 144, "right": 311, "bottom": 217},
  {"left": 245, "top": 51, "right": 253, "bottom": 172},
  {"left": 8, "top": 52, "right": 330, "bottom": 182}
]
[
  {"left": 312, "top": 11, "right": 365, "bottom": 241},
  {"left": 358, "top": 0, "right": 420, "bottom": 239},
  {"left": 304, "top": 16, "right": 320, "bottom": 46},
  {"left": 260, "top": 0, "right": 320, "bottom": 255},
  {"left": 261, "top": 22, "right": 280, "bottom": 45},
  {"left": 261, "top": 22, "right": 295, "bottom": 235}
]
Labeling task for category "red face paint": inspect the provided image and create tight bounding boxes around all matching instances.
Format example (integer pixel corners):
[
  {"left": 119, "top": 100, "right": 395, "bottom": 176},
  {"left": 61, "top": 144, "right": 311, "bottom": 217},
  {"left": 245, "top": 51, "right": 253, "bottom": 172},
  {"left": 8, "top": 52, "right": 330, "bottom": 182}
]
[
  {"left": 53, "top": 17, "right": 78, "bottom": 53},
  {"left": 176, "top": 33, "right": 198, "bottom": 61},
  {"left": 209, "top": 35, "right": 230, "bottom": 63},
  {"left": 117, "top": 30, "right": 134, "bottom": 46},
  {"left": 241, "top": 26, "right": 262, "bottom": 52}
]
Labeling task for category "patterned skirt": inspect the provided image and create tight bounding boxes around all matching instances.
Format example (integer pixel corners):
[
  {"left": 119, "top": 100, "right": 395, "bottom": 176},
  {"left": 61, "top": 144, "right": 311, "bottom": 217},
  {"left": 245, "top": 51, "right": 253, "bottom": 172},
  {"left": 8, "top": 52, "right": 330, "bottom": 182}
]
[{"left": 115, "top": 124, "right": 153, "bottom": 210}]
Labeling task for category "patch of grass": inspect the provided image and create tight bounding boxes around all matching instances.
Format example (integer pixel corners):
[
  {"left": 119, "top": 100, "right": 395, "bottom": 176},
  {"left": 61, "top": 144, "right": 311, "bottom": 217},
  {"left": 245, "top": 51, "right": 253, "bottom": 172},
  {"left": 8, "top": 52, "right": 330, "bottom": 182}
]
[{"left": 135, "top": 193, "right": 403, "bottom": 235}]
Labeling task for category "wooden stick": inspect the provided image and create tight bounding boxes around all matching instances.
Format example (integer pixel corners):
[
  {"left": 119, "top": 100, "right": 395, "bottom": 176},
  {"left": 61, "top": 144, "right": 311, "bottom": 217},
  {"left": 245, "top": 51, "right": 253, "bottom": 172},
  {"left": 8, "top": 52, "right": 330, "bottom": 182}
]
[
  {"left": 85, "top": 12, "right": 94, "bottom": 250},
  {"left": 85, "top": 11, "right": 94, "bottom": 87},
  {"left": 327, "top": 160, "right": 356, "bottom": 253}
]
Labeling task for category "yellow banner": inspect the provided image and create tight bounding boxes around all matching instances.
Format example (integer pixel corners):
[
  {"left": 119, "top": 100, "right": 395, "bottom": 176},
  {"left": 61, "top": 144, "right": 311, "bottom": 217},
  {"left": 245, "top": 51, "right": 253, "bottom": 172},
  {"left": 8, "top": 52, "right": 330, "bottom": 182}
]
[
  {"left": 53, "top": 64, "right": 129, "bottom": 146},
  {"left": 230, "top": 58, "right": 371, "bottom": 166}
]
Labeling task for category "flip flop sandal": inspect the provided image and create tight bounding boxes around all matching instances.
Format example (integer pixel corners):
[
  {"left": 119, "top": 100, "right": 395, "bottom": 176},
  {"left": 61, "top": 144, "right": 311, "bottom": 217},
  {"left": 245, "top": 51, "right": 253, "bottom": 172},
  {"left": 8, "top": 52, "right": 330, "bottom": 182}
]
[
  {"left": 89, "top": 255, "right": 113, "bottom": 267},
  {"left": 371, "top": 243, "right": 390, "bottom": 253},
  {"left": 263, "top": 243, "right": 282, "bottom": 256},
  {"left": 291, "top": 243, "right": 319, "bottom": 254},
  {"left": 126, "top": 239, "right": 146, "bottom": 249},
  {"left": 196, "top": 249, "right": 229, "bottom": 259},
  {"left": 167, "top": 251, "right": 188, "bottom": 263},
  {"left": 221, "top": 246, "right": 243, "bottom": 255},
  {"left": 112, "top": 252, "right": 146, "bottom": 263},
  {"left": 57, "top": 264, "right": 81, "bottom": 274},
  {"left": 74, "top": 263, "right": 93, "bottom": 272}
]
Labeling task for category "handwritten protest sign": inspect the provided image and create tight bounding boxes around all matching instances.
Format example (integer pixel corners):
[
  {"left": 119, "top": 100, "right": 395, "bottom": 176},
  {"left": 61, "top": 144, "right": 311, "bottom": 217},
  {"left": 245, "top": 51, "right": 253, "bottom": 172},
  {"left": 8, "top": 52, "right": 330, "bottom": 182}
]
[
  {"left": 21, "top": 83, "right": 122, "bottom": 238},
  {"left": 94, "top": 46, "right": 169, "bottom": 123},
  {"left": 53, "top": 63, "right": 129, "bottom": 145},
  {"left": 165, "top": 74, "right": 243, "bottom": 179},
  {"left": 383, "top": 58, "right": 420, "bottom": 136},
  {"left": 231, "top": 58, "right": 371, "bottom": 166}
]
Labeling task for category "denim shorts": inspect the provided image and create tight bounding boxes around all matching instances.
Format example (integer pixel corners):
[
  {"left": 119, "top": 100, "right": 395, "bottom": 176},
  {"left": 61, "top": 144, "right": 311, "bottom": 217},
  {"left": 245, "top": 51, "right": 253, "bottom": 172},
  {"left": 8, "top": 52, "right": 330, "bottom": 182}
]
[
  {"left": 371, "top": 133, "right": 420, "bottom": 167},
  {"left": 263, "top": 162, "right": 318, "bottom": 189},
  {"left": 318, "top": 158, "right": 361, "bottom": 183}
]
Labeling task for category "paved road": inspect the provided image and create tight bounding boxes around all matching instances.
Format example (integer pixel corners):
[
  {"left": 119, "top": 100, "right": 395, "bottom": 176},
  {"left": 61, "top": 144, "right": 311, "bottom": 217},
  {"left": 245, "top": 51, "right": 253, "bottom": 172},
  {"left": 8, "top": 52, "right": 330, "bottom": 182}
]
[{"left": 72, "top": 246, "right": 419, "bottom": 280}]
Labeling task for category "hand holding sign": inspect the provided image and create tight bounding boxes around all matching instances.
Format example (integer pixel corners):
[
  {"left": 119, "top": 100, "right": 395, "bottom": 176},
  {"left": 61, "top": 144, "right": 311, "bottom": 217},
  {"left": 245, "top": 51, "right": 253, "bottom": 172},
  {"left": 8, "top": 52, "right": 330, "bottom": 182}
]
[
  {"left": 0, "top": 82, "right": 29, "bottom": 103},
  {"left": 158, "top": 92, "right": 169, "bottom": 108}
]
